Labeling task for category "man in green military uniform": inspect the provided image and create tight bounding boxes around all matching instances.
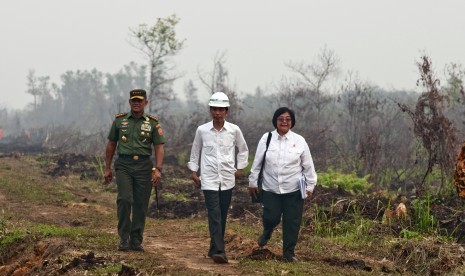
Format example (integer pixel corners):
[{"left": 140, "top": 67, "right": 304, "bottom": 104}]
[{"left": 104, "top": 89, "right": 165, "bottom": 251}]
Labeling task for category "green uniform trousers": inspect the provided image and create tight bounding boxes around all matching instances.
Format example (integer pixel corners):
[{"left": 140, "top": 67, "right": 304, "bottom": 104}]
[
  {"left": 115, "top": 157, "right": 153, "bottom": 246},
  {"left": 261, "top": 190, "right": 304, "bottom": 260}
]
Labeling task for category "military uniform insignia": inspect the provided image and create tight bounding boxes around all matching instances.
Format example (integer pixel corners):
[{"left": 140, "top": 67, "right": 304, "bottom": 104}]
[
  {"left": 116, "top": 112, "right": 127, "bottom": 118},
  {"left": 121, "top": 135, "right": 127, "bottom": 142},
  {"left": 141, "top": 123, "right": 151, "bottom": 131},
  {"left": 148, "top": 115, "right": 158, "bottom": 122},
  {"left": 158, "top": 128, "right": 163, "bottom": 135}
]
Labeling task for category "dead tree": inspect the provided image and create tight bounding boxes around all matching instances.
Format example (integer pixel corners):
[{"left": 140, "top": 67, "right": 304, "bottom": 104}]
[{"left": 398, "top": 56, "right": 457, "bottom": 197}]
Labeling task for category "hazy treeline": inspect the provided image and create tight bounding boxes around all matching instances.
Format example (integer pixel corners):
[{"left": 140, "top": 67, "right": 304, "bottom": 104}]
[
  {"left": 1, "top": 52, "right": 463, "bottom": 197},
  {"left": 1, "top": 15, "right": 464, "bottom": 196}
]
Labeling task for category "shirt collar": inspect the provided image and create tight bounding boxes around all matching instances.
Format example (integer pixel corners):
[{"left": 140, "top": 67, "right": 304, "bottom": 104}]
[
  {"left": 275, "top": 129, "right": 291, "bottom": 140},
  {"left": 127, "top": 112, "right": 148, "bottom": 120},
  {"left": 209, "top": 120, "right": 229, "bottom": 131}
]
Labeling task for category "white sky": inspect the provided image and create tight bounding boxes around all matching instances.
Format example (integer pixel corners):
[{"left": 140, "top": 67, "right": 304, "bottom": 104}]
[{"left": 1, "top": 0, "right": 464, "bottom": 110}]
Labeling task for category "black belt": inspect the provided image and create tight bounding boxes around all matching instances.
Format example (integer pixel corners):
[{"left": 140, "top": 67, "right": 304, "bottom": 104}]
[{"left": 118, "top": 154, "right": 150, "bottom": 160}]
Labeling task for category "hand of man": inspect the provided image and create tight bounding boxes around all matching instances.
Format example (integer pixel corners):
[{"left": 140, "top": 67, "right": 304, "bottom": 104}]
[
  {"left": 306, "top": 190, "right": 313, "bottom": 198},
  {"left": 151, "top": 168, "right": 161, "bottom": 187},
  {"left": 234, "top": 169, "right": 243, "bottom": 178},
  {"left": 191, "top": 172, "right": 201, "bottom": 188},
  {"left": 104, "top": 169, "right": 112, "bottom": 184}
]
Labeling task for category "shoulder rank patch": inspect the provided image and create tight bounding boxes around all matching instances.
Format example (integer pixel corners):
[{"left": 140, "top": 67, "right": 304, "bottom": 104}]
[
  {"left": 115, "top": 112, "right": 127, "bottom": 118},
  {"left": 148, "top": 115, "right": 159, "bottom": 122}
]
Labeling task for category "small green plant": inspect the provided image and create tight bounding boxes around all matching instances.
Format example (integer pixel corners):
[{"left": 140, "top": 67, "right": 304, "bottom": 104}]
[
  {"left": 400, "top": 229, "right": 420, "bottom": 239},
  {"left": 177, "top": 150, "right": 189, "bottom": 167},
  {"left": 313, "top": 204, "right": 333, "bottom": 237},
  {"left": 93, "top": 155, "right": 105, "bottom": 180},
  {"left": 411, "top": 196, "right": 437, "bottom": 233},
  {"left": 318, "top": 168, "right": 372, "bottom": 194},
  {"left": 162, "top": 192, "right": 190, "bottom": 202}
]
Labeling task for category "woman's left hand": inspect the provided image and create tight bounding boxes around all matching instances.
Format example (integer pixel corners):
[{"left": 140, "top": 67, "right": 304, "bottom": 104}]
[{"left": 249, "top": 187, "right": 259, "bottom": 198}]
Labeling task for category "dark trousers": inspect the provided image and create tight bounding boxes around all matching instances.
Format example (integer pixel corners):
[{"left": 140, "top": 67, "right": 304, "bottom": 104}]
[
  {"left": 262, "top": 190, "right": 304, "bottom": 259},
  {"left": 115, "top": 157, "right": 153, "bottom": 246},
  {"left": 203, "top": 188, "right": 233, "bottom": 255}
]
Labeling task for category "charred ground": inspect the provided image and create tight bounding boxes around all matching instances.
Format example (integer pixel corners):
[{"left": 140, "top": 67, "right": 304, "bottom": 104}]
[{"left": 2, "top": 152, "right": 465, "bottom": 275}]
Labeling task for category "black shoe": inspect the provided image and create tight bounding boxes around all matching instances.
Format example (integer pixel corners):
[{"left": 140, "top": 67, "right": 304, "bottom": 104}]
[
  {"left": 284, "top": 255, "right": 298, "bottom": 263},
  {"left": 257, "top": 233, "right": 269, "bottom": 247},
  {"left": 130, "top": 244, "right": 144, "bottom": 252},
  {"left": 118, "top": 240, "right": 130, "bottom": 251},
  {"left": 212, "top": 253, "right": 228, "bottom": 264}
]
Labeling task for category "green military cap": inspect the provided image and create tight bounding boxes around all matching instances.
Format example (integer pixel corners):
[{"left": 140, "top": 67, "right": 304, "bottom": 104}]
[{"left": 129, "top": 89, "right": 147, "bottom": 100}]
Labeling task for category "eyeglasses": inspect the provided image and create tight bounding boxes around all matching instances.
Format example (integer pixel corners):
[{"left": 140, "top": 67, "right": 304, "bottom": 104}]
[{"left": 277, "top": 118, "right": 291, "bottom": 123}]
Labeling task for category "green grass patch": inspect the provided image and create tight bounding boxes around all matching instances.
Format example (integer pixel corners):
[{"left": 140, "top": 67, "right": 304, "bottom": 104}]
[
  {"left": 0, "top": 178, "right": 50, "bottom": 202},
  {"left": 162, "top": 192, "right": 190, "bottom": 202},
  {"left": 186, "top": 220, "right": 208, "bottom": 232},
  {"left": 31, "top": 224, "right": 89, "bottom": 238},
  {"left": 318, "top": 168, "right": 372, "bottom": 194},
  {"left": 0, "top": 229, "right": 26, "bottom": 248},
  {"left": 227, "top": 221, "right": 261, "bottom": 240},
  {"left": 93, "top": 264, "right": 126, "bottom": 275},
  {"left": 311, "top": 201, "right": 376, "bottom": 247},
  {"left": 28, "top": 224, "right": 118, "bottom": 249}
]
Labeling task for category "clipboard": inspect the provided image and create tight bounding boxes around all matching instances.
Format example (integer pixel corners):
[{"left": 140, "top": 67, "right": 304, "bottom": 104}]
[{"left": 299, "top": 175, "right": 307, "bottom": 199}]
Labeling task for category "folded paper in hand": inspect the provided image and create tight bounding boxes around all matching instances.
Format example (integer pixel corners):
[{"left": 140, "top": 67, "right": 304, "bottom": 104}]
[{"left": 299, "top": 175, "right": 307, "bottom": 199}]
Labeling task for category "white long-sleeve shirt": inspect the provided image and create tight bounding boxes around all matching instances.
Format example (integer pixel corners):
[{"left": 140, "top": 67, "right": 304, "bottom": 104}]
[
  {"left": 188, "top": 121, "right": 249, "bottom": 191},
  {"left": 249, "top": 130, "right": 317, "bottom": 194}
]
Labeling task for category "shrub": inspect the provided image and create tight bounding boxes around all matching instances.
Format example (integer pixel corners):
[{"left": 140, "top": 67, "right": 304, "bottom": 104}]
[{"left": 318, "top": 168, "right": 372, "bottom": 194}]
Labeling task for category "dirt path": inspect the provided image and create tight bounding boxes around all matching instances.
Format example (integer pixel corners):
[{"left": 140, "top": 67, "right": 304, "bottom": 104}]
[
  {"left": 145, "top": 231, "right": 241, "bottom": 275},
  {"left": 99, "top": 219, "right": 246, "bottom": 275}
]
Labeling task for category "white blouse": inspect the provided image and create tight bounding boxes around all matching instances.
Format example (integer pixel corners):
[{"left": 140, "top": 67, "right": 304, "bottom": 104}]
[{"left": 249, "top": 130, "right": 317, "bottom": 194}]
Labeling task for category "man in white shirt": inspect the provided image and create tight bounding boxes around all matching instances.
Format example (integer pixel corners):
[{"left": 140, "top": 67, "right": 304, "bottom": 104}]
[{"left": 188, "top": 92, "right": 249, "bottom": 264}]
